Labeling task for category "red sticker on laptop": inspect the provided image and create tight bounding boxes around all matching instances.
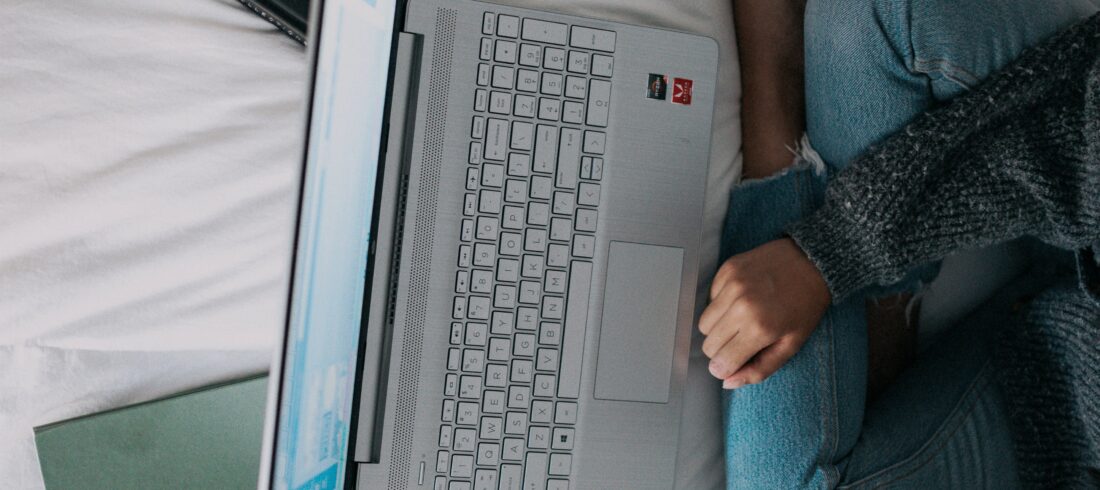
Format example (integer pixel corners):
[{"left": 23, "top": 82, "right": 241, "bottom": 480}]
[{"left": 672, "top": 78, "right": 693, "bottom": 105}]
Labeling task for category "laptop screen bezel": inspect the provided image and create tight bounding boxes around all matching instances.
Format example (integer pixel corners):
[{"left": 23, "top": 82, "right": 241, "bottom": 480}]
[{"left": 262, "top": 0, "right": 409, "bottom": 488}]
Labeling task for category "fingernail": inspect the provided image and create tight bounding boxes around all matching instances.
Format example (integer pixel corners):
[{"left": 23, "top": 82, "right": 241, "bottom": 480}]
[
  {"left": 723, "top": 378, "right": 745, "bottom": 390},
  {"left": 708, "top": 360, "right": 726, "bottom": 379}
]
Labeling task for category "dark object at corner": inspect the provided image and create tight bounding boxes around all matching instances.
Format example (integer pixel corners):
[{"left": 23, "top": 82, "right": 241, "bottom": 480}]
[{"left": 238, "top": 0, "right": 310, "bottom": 45}]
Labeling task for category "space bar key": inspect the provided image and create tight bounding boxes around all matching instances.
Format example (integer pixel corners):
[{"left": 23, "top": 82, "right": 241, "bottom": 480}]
[{"left": 558, "top": 260, "right": 592, "bottom": 399}]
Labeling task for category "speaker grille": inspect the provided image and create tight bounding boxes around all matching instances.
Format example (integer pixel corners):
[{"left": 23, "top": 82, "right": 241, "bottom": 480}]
[{"left": 389, "top": 7, "right": 456, "bottom": 488}]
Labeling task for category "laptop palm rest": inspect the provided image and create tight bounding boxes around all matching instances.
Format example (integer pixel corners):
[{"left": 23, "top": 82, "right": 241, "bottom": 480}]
[{"left": 593, "top": 241, "right": 684, "bottom": 403}]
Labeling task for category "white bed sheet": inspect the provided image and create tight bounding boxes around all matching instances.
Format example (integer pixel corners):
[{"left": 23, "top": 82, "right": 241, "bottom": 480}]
[{"left": 0, "top": 1, "right": 740, "bottom": 488}]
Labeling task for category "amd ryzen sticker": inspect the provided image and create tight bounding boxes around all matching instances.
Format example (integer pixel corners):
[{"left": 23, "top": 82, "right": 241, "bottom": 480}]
[
  {"left": 672, "top": 78, "right": 693, "bottom": 105},
  {"left": 646, "top": 74, "right": 667, "bottom": 100}
]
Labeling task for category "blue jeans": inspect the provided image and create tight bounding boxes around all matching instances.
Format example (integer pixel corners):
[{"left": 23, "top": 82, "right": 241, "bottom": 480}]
[{"left": 721, "top": 0, "right": 1100, "bottom": 488}]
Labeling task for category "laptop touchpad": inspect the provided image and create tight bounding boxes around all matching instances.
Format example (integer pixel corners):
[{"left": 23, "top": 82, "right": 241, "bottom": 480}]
[{"left": 594, "top": 241, "right": 684, "bottom": 403}]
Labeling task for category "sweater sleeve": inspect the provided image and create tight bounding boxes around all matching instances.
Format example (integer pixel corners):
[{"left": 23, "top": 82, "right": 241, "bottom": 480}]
[{"left": 786, "top": 15, "right": 1100, "bottom": 302}]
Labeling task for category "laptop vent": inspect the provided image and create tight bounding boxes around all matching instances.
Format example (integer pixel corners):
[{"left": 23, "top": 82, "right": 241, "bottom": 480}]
[{"left": 389, "top": 7, "right": 456, "bottom": 487}]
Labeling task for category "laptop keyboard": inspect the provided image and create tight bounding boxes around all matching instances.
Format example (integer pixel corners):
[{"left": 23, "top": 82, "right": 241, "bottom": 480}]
[{"left": 436, "top": 10, "right": 616, "bottom": 490}]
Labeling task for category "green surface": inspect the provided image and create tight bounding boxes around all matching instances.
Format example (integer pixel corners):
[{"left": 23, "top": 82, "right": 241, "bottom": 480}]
[{"left": 35, "top": 375, "right": 269, "bottom": 490}]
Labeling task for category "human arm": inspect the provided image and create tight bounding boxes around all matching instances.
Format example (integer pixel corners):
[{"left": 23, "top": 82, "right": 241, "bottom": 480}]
[
  {"left": 733, "top": 0, "right": 807, "bottom": 179},
  {"left": 703, "top": 15, "right": 1100, "bottom": 387}
]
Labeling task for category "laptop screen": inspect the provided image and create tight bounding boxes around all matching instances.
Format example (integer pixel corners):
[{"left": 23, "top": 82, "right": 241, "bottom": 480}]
[{"left": 273, "top": 0, "right": 397, "bottom": 488}]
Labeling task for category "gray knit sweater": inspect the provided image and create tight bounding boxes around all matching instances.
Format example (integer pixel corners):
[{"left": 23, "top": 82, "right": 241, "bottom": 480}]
[{"left": 786, "top": 14, "right": 1100, "bottom": 489}]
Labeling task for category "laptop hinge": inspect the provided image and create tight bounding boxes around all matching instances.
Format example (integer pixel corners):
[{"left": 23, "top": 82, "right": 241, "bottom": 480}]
[{"left": 353, "top": 30, "right": 423, "bottom": 464}]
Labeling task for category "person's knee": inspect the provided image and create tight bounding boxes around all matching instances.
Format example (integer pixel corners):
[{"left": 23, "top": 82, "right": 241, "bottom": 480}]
[{"left": 804, "top": 0, "right": 910, "bottom": 72}]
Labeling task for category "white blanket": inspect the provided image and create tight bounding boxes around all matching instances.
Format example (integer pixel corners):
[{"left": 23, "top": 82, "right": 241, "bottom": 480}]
[{"left": 0, "top": 1, "right": 740, "bottom": 487}]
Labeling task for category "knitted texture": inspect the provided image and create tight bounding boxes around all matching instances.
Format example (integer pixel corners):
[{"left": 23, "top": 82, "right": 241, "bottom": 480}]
[
  {"left": 787, "top": 13, "right": 1100, "bottom": 301},
  {"left": 995, "top": 277, "right": 1100, "bottom": 489},
  {"left": 783, "top": 14, "right": 1100, "bottom": 487}
]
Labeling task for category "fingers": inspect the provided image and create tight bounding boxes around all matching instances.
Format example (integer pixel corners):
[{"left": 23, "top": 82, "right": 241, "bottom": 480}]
[
  {"left": 709, "top": 259, "right": 736, "bottom": 300},
  {"left": 705, "top": 303, "right": 776, "bottom": 379},
  {"left": 698, "top": 278, "right": 746, "bottom": 336},
  {"left": 722, "top": 336, "right": 802, "bottom": 389}
]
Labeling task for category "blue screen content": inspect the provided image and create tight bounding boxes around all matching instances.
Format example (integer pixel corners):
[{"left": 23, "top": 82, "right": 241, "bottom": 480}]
[{"left": 274, "top": 0, "right": 396, "bottom": 489}]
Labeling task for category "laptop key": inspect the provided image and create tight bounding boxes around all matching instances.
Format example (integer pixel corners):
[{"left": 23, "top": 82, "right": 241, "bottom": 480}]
[
  {"left": 479, "top": 38, "right": 492, "bottom": 60},
  {"left": 537, "top": 98, "right": 561, "bottom": 121},
  {"left": 552, "top": 191, "right": 573, "bottom": 215},
  {"left": 494, "top": 39, "right": 517, "bottom": 63},
  {"left": 575, "top": 208, "right": 597, "bottom": 232},
  {"left": 474, "top": 469, "right": 498, "bottom": 490},
  {"left": 497, "top": 15, "right": 519, "bottom": 38},
  {"left": 519, "top": 43, "right": 542, "bottom": 67},
  {"left": 465, "top": 321, "right": 488, "bottom": 345},
  {"left": 554, "top": 401, "right": 578, "bottom": 424},
  {"left": 476, "top": 442, "right": 500, "bottom": 466},
  {"left": 510, "top": 121, "right": 533, "bottom": 151},
  {"left": 459, "top": 375, "right": 483, "bottom": 399},
  {"left": 572, "top": 234, "right": 595, "bottom": 259},
  {"left": 505, "top": 413, "right": 527, "bottom": 436},
  {"left": 522, "top": 452, "right": 548, "bottom": 490},
  {"left": 442, "top": 399, "right": 456, "bottom": 422},
  {"left": 516, "top": 69, "right": 539, "bottom": 93},
  {"left": 491, "top": 311, "right": 514, "bottom": 335},
  {"left": 586, "top": 79, "right": 611, "bottom": 127},
  {"left": 534, "top": 374, "right": 556, "bottom": 397},
  {"left": 551, "top": 427, "right": 574, "bottom": 450},
  {"left": 582, "top": 130, "right": 605, "bottom": 155},
  {"left": 529, "top": 401, "right": 552, "bottom": 427},
  {"left": 476, "top": 63, "right": 490, "bottom": 86},
  {"left": 592, "top": 54, "right": 614, "bottom": 77},
  {"left": 514, "top": 94, "right": 536, "bottom": 117},
  {"left": 558, "top": 261, "right": 592, "bottom": 398},
  {"left": 543, "top": 47, "right": 566, "bottom": 70},
  {"left": 564, "top": 75, "right": 585, "bottom": 99},
  {"left": 474, "top": 89, "right": 488, "bottom": 113},
  {"left": 503, "top": 179, "right": 525, "bottom": 202},
  {"left": 483, "top": 389, "right": 506, "bottom": 413},
  {"left": 489, "top": 91, "right": 512, "bottom": 115},
  {"left": 540, "top": 72, "right": 563, "bottom": 95},
  {"left": 548, "top": 453, "right": 572, "bottom": 476},
  {"left": 491, "top": 65, "right": 515, "bottom": 89},
  {"left": 562, "top": 101, "right": 584, "bottom": 124},
  {"left": 436, "top": 451, "right": 450, "bottom": 473},
  {"left": 556, "top": 128, "right": 581, "bottom": 188},
  {"left": 566, "top": 51, "right": 589, "bottom": 74},
  {"left": 549, "top": 217, "right": 571, "bottom": 241},
  {"left": 499, "top": 464, "right": 523, "bottom": 490},
  {"left": 536, "top": 348, "right": 559, "bottom": 371},
  {"left": 484, "top": 118, "right": 508, "bottom": 160},
  {"left": 482, "top": 12, "right": 495, "bottom": 35},
  {"left": 528, "top": 426, "right": 550, "bottom": 449},
  {"left": 488, "top": 338, "right": 511, "bottom": 362},
  {"left": 533, "top": 125, "right": 557, "bottom": 173},
  {"left": 439, "top": 425, "right": 453, "bottom": 447},
  {"left": 457, "top": 244, "right": 470, "bottom": 267},
  {"left": 569, "top": 26, "right": 616, "bottom": 52},
  {"left": 479, "top": 417, "right": 502, "bottom": 440},
  {"left": 508, "top": 154, "right": 531, "bottom": 177},
  {"left": 467, "top": 296, "right": 490, "bottom": 320},
  {"left": 547, "top": 479, "right": 569, "bottom": 490},
  {"left": 449, "top": 454, "right": 473, "bottom": 478},
  {"left": 577, "top": 182, "right": 600, "bottom": 207},
  {"left": 453, "top": 427, "right": 476, "bottom": 451},
  {"left": 521, "top": 18, "right": 568, "bottom": 45}
]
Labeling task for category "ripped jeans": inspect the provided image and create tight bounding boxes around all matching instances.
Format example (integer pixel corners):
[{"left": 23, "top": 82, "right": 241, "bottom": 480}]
[{"left": 721, "top": 0, "right": 1100, "bottom": 488}]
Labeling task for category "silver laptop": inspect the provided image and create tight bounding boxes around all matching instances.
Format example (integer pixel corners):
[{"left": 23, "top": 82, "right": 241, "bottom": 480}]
[{"left": 259, "top": 0, "right": 717, "bottom": 488}]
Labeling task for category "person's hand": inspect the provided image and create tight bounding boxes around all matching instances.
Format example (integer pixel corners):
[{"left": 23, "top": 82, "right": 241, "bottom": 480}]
[{"left": 700, "top": 238, "right": 831, "bottom": 389}]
